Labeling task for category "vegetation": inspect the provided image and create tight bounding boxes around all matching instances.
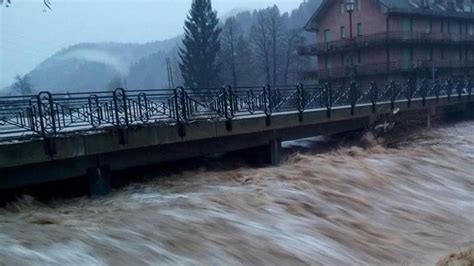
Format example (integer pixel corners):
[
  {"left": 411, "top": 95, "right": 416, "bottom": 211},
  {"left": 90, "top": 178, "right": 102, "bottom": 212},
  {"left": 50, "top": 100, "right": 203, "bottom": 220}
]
[
  {"left": 179, "top": 0, "right": 222, "bottom": 88},
  {"left": 11, "top": 75, "right": 34, "bottom": 96}
]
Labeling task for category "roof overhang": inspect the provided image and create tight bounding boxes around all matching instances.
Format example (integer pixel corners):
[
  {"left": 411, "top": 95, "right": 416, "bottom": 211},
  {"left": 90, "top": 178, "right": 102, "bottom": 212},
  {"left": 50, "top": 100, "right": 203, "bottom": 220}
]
[{"left": 304, "top": 0, "right": 333, "bottom": 32}]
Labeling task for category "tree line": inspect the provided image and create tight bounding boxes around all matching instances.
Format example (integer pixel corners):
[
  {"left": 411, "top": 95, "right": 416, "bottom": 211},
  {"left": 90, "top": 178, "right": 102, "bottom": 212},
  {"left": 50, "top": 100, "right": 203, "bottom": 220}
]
[{"left": 179, "top": 0, "right": 317, "bottom": 91}]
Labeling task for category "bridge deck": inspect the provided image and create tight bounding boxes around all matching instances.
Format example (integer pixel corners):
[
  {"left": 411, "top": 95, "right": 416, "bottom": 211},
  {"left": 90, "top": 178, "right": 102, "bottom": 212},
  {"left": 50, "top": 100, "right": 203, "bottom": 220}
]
[{"left": 0, "top": 81, "right": 473, "bottom": 190}]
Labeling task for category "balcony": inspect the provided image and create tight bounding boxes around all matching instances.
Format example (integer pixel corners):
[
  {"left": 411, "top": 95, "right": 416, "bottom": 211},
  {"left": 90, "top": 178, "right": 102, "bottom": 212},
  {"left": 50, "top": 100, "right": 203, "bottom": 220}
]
[
  {"left": 300, "top": 60, "right": 474, "bottom": 80},
  {"left": 298, "top": 31, "right": 474, "bottom": 56}
]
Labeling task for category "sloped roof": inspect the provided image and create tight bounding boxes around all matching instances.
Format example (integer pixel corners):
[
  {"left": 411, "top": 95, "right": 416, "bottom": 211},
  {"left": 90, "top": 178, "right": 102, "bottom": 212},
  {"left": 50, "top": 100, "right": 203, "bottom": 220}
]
[{"left": 304, "top": 0, "right": 474, "bottom": 32}]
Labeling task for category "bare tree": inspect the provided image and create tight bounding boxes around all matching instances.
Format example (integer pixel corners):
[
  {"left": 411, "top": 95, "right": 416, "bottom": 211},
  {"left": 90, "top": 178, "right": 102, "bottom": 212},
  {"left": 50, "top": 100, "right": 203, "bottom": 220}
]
[
  {"left": 250, "top": 12, "right": 271, "bottom": 84},
  {"left": 283, "top": 29, "right": 304, "bottom": 86},
  {"left": 11, "top": 75, "right": 34, "bottom": 96},
  {"left": 105, "top": 76, "right": 123, "bottom": 92},
  {"left": 220, "top": 17, "right": 239, "bottom": 87}
]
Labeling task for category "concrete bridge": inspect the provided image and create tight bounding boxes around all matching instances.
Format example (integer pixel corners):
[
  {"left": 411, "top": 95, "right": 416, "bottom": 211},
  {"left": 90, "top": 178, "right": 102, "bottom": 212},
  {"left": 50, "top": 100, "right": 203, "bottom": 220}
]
[{"left": 1, "top": 80, "right": 473, "bottom": 194}]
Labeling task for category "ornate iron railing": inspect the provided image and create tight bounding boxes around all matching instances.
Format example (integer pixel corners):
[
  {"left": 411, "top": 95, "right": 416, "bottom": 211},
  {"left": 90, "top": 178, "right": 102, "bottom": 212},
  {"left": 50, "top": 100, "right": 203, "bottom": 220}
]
[
  {"left": 298, "top": 31, "right": 474, "bottom": 56},
  {"left": 301, "top": 60, "right": 474, "bottom": 80},
  {"left": 0, "top": 78, "right": 472, "bottom": 141}
]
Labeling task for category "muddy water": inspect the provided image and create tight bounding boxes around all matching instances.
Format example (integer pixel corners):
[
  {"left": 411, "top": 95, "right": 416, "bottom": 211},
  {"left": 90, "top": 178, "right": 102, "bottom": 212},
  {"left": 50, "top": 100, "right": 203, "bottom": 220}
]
[{"left": 0, "top": 122, "right": 473, "bottom": 265}]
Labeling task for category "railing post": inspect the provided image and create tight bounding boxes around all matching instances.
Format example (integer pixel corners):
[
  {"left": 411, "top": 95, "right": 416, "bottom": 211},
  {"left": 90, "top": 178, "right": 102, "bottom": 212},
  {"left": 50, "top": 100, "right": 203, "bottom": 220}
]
[
  {"left": 435, "top": 79, "right": 441, "bottom": 103},
  {"left": 456, "top": 78, "right": 463, "bottom": 101},
  {"left": 137, "top": 93, "right": 149, "bottom": 122},
  {"left": 324, "top": 82, "right": 332, "bottom": 118},
  {"left": 263, "top": 84, "right": 272, "bottom": 126},
  {"left": 446, "top": 79, "right": 453, "bottom": 102},
  {"left": 174, "top": 87, "right": 187, "bottom": 137},
  {"left": 224, "top": 85, "right": 234, "bottom": 131},
  {"left": 349, "top": 81, "right": 357, "bottom": 115},
  {"left": 37, "top": 91, "right": 57, "bottom": 156},
  {"left": 113, "top": 88, "right": 129, "bottom": 144},
  {"left": 247, "top": 90, "right": 255, "bottom": 114},
  {"left": 420, "top": 79, "right": 428, "bottom": 106},
  {"left": 468, "top": 77, "right": 472, "bottom": 99},
  {"left": 370, "top": 81, "right": 378, "bottom": 113},
  {"left": 406, "top": 79, "right": 413, "bottom": 108},
  {"left": 296, "top": 83, "right": 305, "bottom": 122},
  {"left": 88, "top": 95, "right": 101, "bottom": 127},
  {"left": 389, "top": 81, "right": 396, "bottom": 111},
  {"left": 28, "top": 98, "right": 37, "bottom": 133}
]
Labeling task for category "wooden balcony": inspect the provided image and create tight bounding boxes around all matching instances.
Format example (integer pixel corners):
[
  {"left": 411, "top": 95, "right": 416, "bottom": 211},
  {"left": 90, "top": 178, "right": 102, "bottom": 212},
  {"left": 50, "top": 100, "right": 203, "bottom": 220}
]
[
  {"left": 298, "top": 31, "right": 474, "bottom": 56},
  {"left": 300, "top": 60, "right": 474, "bottom": 80}
]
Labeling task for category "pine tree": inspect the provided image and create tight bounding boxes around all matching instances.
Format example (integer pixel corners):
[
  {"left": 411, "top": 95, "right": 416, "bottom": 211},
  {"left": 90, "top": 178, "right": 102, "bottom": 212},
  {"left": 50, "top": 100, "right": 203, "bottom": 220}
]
[{"left": 179, "top": 0, "right": 221, "bottom": 89}]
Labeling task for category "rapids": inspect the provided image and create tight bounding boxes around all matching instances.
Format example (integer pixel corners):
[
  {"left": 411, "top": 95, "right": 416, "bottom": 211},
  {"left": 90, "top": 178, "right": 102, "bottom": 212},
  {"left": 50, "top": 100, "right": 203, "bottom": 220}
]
[{"left": 0, "top": 122, "right": 473, "bottom": 265}]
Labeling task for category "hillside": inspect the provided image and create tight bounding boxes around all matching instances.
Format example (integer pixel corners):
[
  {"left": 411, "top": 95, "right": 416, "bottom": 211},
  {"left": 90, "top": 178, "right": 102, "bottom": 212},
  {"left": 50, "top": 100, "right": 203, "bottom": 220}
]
[{"left": 5, "top": 0, "right": 322, "bottom": 94}]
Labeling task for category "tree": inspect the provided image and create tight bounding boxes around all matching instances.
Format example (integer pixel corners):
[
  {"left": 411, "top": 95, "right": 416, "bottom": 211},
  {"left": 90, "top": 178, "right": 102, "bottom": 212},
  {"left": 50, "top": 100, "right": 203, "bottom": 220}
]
[
  {"left": 105, "top": 76, "right": 123, "bottom": 91},
  {"left": 11, "top": 75, "right": 34, "bottom": 96},
  {"left": 179, "top": 0, "right": 221, "bottom": 89},
  {"left": 250, "top": 12, "right": 271, "bottom": 85},
  {"left": 220, "top": 17, "right": 240, "bottom": 87}
]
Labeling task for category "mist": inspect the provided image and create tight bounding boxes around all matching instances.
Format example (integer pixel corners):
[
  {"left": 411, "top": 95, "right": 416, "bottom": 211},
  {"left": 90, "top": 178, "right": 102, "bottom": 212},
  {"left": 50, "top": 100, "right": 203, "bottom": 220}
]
[{"left": 0, "top": 0, "right": 303, "bottom": 88}]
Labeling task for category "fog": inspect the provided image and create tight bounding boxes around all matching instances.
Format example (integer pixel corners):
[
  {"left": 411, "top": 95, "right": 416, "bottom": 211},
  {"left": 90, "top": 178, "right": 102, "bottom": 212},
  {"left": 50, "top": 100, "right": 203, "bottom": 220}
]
[{"left": 0, "top": 0, "right": 303, "bottom": 88}]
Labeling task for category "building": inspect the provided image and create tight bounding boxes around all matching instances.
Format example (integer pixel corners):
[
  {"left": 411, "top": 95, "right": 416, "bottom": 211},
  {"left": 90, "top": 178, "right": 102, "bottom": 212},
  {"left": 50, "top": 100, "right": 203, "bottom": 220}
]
[{"left": 299, "top": 0, "right": 474, "bottom": 87}]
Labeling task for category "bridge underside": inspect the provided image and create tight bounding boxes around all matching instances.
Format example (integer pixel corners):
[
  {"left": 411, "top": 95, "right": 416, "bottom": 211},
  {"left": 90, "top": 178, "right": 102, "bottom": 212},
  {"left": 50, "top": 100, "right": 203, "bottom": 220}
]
[{"left": 1, "top": 95, "right": 473, "bottom": 192}]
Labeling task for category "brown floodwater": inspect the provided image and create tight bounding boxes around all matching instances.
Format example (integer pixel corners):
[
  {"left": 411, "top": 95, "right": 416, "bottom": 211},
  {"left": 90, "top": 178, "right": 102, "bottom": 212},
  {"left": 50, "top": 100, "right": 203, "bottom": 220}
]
[{"left": 0, "top": 122, "right": 473, "bottom": 265}]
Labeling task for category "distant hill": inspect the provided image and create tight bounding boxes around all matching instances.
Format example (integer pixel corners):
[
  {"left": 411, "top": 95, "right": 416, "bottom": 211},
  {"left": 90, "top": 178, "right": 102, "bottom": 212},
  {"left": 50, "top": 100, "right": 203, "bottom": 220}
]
[
  {"left": 24, "top": 37, "right": 181, "bottom": 93},
  {"left": 4, "top": 0, "right": 322, "bottom": 94}
]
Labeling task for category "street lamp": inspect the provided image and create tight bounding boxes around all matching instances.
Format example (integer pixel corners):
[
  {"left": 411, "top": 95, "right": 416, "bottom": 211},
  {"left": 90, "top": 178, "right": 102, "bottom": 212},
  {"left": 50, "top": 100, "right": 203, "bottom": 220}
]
[
  {"left": 346, "top": 0, "right": 355, "bottom": 40},
  {"left": 346, "top": 0, "right": 356, "bottom": 81}
]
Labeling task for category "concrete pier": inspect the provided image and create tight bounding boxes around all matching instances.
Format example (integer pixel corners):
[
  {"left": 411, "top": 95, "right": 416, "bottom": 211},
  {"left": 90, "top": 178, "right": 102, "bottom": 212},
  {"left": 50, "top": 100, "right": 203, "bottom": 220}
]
[{"left": 87, "top": 165, "right": 112, "bottom": 196}]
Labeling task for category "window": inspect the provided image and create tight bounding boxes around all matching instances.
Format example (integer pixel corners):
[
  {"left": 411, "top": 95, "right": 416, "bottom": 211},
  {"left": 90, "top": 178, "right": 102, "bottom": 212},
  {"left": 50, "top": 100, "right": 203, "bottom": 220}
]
[
  {"left": 357, "top": 50, "right": 362, "bottom": 64},
  {"left": 428, "top": 19, "right": 433, "bottom": 34},
  {"left": 470, "top": 24, "right": 474, "bottom": 35},
  {"left": 429, "top": 47, "right": 433, "bottom": 61},
  {"left": 340, "top": 3, "right": 345, "bottom": 15},
  {"left": 324, "top": 29, "right": 331, "bottom": 42},
  {"left": 356, "top": 0, "right": 362, "bottom": 11},
  {"left": 441, "top": 21, "right": 444, "bottom": 33},
  {"left": 340, "top": 26, "right": 345, "bottom": 38},
  {"left": 441, "top": 48, "right": 445, "bottom": 60},
  {"left": 357, "top": 23, "right": 363, "bottom": 36},
  {"left": 324, "top": 56, "right": 332, "bottom": 69}
]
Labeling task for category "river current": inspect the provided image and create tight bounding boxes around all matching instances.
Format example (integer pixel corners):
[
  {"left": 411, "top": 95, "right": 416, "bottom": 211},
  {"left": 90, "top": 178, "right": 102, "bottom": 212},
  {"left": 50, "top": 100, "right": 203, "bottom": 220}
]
[{"left": 0, "top": 122, "right": 473, "bottom": 265}]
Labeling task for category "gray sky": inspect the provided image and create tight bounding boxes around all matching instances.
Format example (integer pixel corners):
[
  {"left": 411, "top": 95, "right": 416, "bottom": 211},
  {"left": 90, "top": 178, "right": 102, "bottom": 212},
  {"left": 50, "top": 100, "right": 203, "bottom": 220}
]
[{"left": 0, "top": 0, "right": 303, "bottom": 88}]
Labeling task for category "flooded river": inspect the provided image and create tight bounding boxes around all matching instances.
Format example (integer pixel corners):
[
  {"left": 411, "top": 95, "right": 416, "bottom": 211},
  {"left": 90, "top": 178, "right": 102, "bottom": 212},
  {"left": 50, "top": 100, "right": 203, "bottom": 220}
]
[{"left": 0, "top": 122, "right": 473, "bottom": 265}]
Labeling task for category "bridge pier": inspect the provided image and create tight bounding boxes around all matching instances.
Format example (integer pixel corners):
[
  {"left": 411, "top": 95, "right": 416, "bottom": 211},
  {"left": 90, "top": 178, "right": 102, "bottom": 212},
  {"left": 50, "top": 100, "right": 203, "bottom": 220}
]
[
  {"left": 87, "top": 165, "right": 111, "bottom": 197},
  {"left": 427, "top": 108, "right": 432, "bottom": 128},
  {"left": 268, "top": 139, "right": 282, "bottom": 166}
]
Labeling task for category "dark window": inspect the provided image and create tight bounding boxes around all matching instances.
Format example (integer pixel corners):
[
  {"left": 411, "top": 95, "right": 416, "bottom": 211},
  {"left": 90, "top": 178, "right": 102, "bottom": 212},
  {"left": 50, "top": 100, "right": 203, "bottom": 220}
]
[
  {"left": 441, "top": 21, "right": 444, "bottom": 33},
  {"left": 441, "top": 48, "right": 445, "bottom": 60},
  {"left": 340, "top": 26, "right": 345, "bottom": 38},
  {"left": 357, "top": 50, "right": 361, "bottom": 64},
  {"left": 357, "top": 23, "right": 363, "bottom": 36},
  {"left": 324, "top": 29, "right": 331, "bottom": 42}
]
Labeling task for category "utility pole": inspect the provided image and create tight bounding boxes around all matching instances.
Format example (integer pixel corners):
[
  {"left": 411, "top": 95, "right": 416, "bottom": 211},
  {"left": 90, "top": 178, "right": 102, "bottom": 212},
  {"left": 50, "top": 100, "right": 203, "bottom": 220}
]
[{"left": 166, "top": 57, "right": 175, "bottom": 90}]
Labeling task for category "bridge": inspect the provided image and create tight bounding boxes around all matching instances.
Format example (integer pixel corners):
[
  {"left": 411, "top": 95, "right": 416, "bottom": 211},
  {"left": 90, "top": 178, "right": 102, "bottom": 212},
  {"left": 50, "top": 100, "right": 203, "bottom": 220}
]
[{"left": 1, "top": 79, "right": 473, "bottom": 195}]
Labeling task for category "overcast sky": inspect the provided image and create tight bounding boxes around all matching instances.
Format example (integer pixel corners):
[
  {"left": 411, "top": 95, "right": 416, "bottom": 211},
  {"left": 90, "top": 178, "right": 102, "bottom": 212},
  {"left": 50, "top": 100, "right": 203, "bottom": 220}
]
[{"left": 0, "top": 0, "right": 303, "bottom": 88}]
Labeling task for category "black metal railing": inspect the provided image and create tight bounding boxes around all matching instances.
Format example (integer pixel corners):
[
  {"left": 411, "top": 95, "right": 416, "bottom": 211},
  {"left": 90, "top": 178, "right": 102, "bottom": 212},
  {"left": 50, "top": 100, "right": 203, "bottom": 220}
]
[
  {"left": 0, "top": 78, "right": 472, "bottom": 141},
  {"left": 301, "top": 60, "right": 474, "bottom": 80},
  {"left": 298, "top": 31, "right": 474, "bottom": 56}
]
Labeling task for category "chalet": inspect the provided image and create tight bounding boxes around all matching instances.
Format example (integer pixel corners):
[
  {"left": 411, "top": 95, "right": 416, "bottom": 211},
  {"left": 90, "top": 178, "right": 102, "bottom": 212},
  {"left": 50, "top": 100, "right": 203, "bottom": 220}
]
[{"left": 299, "top": 0, "right": 474, "bottom": 86}]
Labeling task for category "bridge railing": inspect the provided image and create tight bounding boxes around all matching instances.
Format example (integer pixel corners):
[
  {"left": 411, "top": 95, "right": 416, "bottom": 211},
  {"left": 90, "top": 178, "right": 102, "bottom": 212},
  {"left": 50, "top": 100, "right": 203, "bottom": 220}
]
[{"left": 0, "top": 78, "right": 472, "bottom": 141}]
